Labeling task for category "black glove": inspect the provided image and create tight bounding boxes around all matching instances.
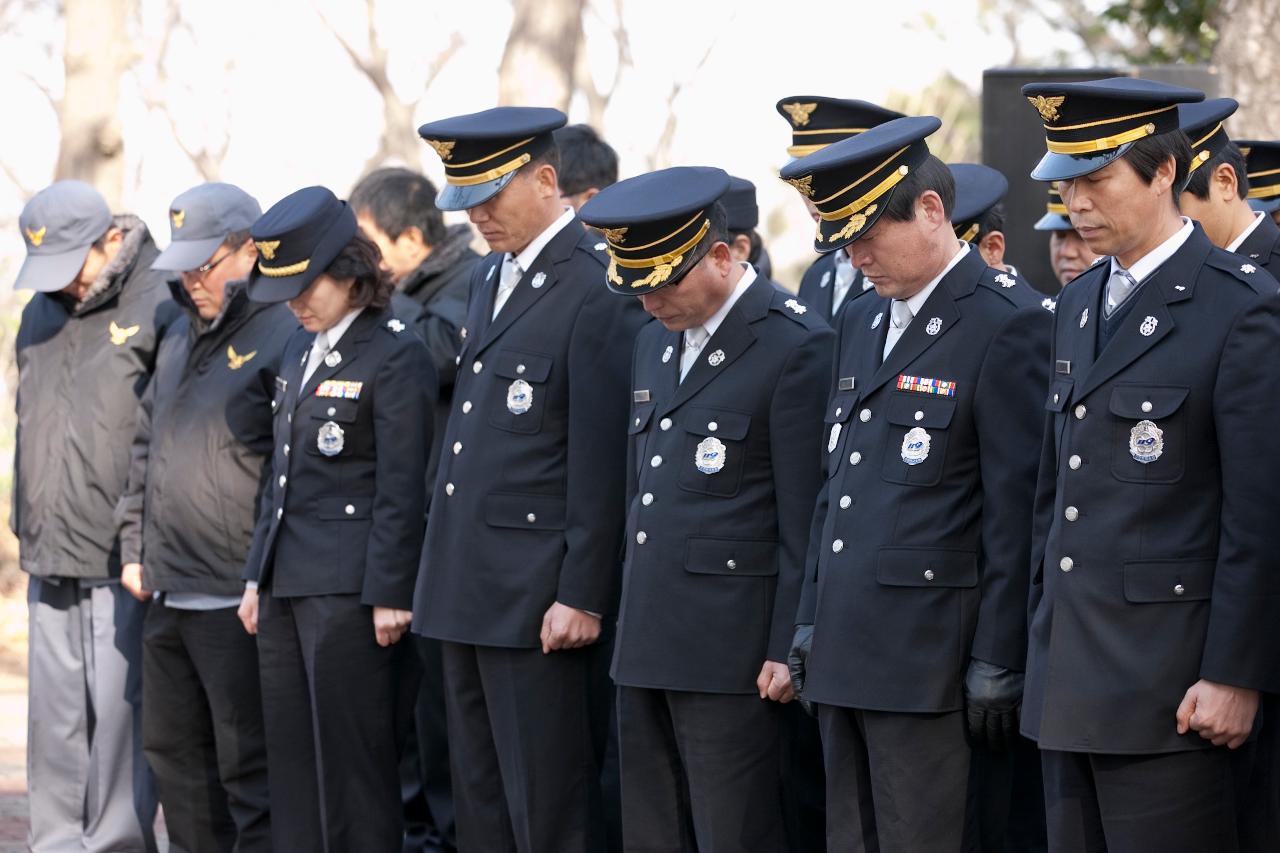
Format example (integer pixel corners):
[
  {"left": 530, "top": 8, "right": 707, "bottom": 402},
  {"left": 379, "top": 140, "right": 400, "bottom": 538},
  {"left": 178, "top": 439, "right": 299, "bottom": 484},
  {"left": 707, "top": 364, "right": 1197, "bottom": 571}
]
[
  {"left": 964, "top": 658, "right": 1023, "bottom": 751},
  {"left": 787, "top": 624, "right": 815, "bottom": 718}
]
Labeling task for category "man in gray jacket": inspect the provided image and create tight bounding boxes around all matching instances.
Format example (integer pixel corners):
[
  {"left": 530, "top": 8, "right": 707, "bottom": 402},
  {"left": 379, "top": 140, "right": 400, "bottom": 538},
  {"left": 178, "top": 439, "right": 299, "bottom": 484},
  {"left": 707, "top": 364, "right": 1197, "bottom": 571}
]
[{"left": 13, "top": 181, "right": 178, "bottom": 852}]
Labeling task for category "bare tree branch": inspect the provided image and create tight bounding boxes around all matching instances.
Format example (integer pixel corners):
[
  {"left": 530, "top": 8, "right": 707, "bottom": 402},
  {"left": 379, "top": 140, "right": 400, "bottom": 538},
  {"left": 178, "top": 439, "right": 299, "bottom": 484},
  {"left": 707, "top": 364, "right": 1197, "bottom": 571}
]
[{"left": 648, "top": 27, "right": 723, "bottom": 170}]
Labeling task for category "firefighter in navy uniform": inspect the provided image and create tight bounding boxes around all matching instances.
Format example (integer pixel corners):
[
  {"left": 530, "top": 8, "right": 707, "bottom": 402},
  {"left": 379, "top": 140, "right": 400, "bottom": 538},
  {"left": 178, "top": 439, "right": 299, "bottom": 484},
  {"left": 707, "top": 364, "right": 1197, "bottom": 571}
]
[
  {"left": 1019, "top": 77, "right": 1280, "bottom": 853},
  {"left": 950, "top": 162, "right": 1047, "bottom": 300},
  {"left": 578, "top": 166, "right": 834, "bottom": 852},
  {"left": 781, "top": 116, "right": 1052, "bottom": 852},
  {"left": 411, "top": 107, "right": 647, "bottom": 853},
  {"left": 779, "top": 96, "right": 902, "bottom": 323},
  {"left": 238, "top": 186, "right": 436, "bottom": 853}
]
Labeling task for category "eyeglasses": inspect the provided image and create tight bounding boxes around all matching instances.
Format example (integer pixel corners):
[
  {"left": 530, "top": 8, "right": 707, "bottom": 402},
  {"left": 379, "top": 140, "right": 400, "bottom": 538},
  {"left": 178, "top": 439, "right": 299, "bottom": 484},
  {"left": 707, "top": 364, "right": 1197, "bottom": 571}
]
[{"left": 183, "top": 246, "right": 237, "bottom": 281}]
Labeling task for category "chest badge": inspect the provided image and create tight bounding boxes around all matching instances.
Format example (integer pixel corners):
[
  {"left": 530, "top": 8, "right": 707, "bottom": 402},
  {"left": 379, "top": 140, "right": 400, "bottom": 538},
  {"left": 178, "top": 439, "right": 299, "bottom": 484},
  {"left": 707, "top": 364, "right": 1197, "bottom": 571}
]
[
  {"left": 1079, "top": 308, "right": 1089, "bottom": 329},
  {"left": 707, "top": 349, "right": 726, "bottom": 367},
  {"left": 695, "top": 436, "right": 727, "bottom": 474},
  {"left": 109, "top": 321, "right": 140, "bottom": 346},
  {"left": 828, "top": 422, "right": 841, "bottom": 454},
  {"left": 317, "top": 420, "right": 345, "bottom": 457},
  {"left": 901, "top": 427, "right": 931, "bottom": 466},
  {"left": 227, "top": 344, "right": 256, "bottom": 370},
  {"left": 531, "top": 271, "right": 547, "bottom": 289},
  {"left": 662, "top": 345, "right": 673, "bottom": 364},
  {"left": 1129, "top": 419, "right": 1164, "bottom": 463},
  {"left": 1139, "top": 316, "right": 1158, "bottom": 336},
  {"left": 925, "top": 317, "right": 942, "bottom": 336},
  {"left": 324, "top": 350, "right": 342, "bottom": 368},
  {"left": 872, "top": 312, "right": 883, "bottom": 330},
  {"left": 507, "top": 379, "right": 533, "bottom": 414}
]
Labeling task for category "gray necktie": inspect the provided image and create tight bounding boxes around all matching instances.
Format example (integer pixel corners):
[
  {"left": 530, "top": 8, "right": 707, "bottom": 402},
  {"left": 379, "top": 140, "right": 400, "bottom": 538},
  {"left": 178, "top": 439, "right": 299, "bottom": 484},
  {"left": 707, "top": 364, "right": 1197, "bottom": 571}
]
[
  {"left": 881, "top": 299, "right": 914, "bottom": 361},
  {"left": 679, "top": 327, "right": 708, "bottom": 382},
  {"left": 1105, "top": 268, "right": 1137, "bottom": 317},
  {"left": 302, "top": 330, "right": 329, "bottom": 385},
  {"left": 493, "top": 255, "right": 522, "bottom": 319}
]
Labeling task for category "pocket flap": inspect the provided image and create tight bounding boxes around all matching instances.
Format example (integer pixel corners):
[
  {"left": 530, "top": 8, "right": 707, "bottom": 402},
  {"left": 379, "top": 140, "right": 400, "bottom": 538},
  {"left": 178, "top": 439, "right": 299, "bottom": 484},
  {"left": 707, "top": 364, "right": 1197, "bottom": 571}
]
[
  {"left": 876, "top": 547, "right": 978, "bottom": 588},
  {"left": 629, "top": 405, "right": 654, "bottom": 435},
  {"left": 1123, "top": 559, "right": 1214, "bottom": 603},
  {"left": 683, "top": 406, "right": 750, "bottom": 441},
  {"left": 311, "top": 399, "right": 359, "bottom": 423},
  {"left": 684, "top": 536, "right": 778, "bottom": 576},
  {"left": 493, "top": 349, "right": 553, "bottom": 383},
  {"left": 885, "top": 392, "right": 958, "bottom": 429},
  {"left": 1046, "top": 378, "right": 1072, "bottom": 413},
  {"left": 825, "top": 394, "right": 856, "bottom": 424},
  {"left": 1109, "top": 385, "right": 1189, "bottom": 420},
  {"left": 317, "top": 496, "right": 373, "bottom": 520},
  {"left": 484, "top": 492, "right": 567, "bottom": 530}
]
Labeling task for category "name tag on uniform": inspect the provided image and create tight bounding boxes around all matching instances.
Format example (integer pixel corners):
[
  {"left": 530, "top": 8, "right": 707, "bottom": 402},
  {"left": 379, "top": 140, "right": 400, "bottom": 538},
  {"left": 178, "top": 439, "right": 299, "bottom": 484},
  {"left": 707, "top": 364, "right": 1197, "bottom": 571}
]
[
  {"left": 633, "top": 389, "right": 651, "bottom": 403},
  {"left": 316, "top": 379, "right": 363, "bottom": 399},
  {"left": 275, "top": 376, "right": 288, "bottom": 394},
  {"left": 1055, "top": 360, "right": 1072, "bottom": 375},
  {"left": 838, "top": 376, "right": 856, "bottom": 391},
  {"left": 896, "top": 375, "right": 956, "bottom": 397}
]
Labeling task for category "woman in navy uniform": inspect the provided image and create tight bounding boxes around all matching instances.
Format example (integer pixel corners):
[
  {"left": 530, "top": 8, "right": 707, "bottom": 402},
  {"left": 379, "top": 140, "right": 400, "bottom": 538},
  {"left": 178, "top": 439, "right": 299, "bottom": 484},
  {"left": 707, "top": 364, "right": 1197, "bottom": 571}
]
[{"left": 238, "top": 186, "right": 437, "bottom": 852}]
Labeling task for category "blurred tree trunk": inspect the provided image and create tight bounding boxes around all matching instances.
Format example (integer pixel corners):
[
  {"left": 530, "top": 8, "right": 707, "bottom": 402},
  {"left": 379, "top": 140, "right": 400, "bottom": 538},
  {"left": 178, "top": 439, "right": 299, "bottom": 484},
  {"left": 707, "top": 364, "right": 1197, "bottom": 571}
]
[
  {"left": 55, "top": 0, "right": 133, "bottom": 207},
  {"left": 1213, "top": 0, "right": 1280, "bottom": 138},
  {"left": 498, "top": 0, "right": 586, "bottom": 111}
]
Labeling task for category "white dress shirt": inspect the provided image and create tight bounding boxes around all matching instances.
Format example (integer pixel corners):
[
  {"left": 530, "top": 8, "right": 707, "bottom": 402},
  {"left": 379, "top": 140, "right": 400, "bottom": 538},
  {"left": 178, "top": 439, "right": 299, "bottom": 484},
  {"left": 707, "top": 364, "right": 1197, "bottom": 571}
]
[
  {"left": 882, "top": 242, "right": 969, "bottom": 361},
  {"left": 494, "top": 207, "right": 576, "bottom": 319},
  {"left": 680, "top": 263, "right": 756, "bottom": 381}
]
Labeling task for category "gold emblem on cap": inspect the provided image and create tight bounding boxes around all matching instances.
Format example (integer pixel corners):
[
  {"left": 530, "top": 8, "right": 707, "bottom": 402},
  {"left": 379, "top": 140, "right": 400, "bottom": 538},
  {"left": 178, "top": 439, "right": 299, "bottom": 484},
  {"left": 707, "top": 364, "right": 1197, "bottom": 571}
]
[
  {"left": 784, "top": 175, "right": 814, "bottom": 198},
  {"left": 171, "top": 209, "right": 185, "bottom": 229},
  {"left": 602, "top": 226, "right": 629, "bottom": 245},
  {"left": 25, "top": 226, "right": 45, "bottom": 247},
  {"left": 254, "top": 240, "right": 280, "bottom": 260},
  {"left": 782, "top": 102, "right": 818, "bottom": 127},
  {"left": 830, "top": 204, "right": 878, "bottom": 243},
  {"left": 226, "top": 344, "right": 256, "bottom": 370},
  {"left": 1027, "top": 94, "right": 1066, "bottom": 123},
  {"left": 425, "top": 139, "right": 455, "bottom": 161},
  {"left": 109, "top": 321, "right": 140, "bottom": 346}
]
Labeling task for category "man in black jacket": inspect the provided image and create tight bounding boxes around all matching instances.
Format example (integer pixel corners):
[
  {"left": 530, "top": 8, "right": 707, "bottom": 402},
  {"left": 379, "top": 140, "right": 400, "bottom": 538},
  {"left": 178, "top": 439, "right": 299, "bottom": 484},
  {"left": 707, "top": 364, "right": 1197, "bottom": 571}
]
[
  {"left": 14, "top": 181, "right": 179, "bottom": 852},
  {"left": 115, "top": 182, "right": 297, "bottom": 853}
]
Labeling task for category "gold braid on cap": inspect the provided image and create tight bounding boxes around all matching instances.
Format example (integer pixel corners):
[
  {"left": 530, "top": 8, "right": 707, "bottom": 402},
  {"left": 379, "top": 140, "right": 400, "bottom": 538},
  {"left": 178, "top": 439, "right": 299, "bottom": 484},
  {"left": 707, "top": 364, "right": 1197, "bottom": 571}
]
[{"left": 258, "top": 259, "right": 310, "bottom": 277}]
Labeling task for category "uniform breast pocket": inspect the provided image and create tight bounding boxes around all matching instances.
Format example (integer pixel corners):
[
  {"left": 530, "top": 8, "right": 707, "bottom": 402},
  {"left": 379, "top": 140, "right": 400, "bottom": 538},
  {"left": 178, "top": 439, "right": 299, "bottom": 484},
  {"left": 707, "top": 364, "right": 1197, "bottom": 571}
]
[
  {"left": 307, "top": 398, "right": 360, "bottom": 458},
  {"left": 1109, "top": 384, "right": 1189, "bottom": 484},
  {"left": 677, "top": 407, "right": 750, "bottom": 498},
  {"left": 824, "top": 394, "right": 855, "bottom": 479},
  {"left": 880, "top": 392, "right": 957, "bottom": 487},
  {"left": 488, "top": 349, "right": 553, "bottom": 434}
]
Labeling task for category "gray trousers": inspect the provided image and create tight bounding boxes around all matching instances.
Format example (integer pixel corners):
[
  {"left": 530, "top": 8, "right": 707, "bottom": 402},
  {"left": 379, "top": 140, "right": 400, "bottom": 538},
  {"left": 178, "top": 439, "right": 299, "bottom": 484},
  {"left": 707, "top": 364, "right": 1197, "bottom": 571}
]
[{"left": 27, "top": 577, "right": 157, "bottom": 852}]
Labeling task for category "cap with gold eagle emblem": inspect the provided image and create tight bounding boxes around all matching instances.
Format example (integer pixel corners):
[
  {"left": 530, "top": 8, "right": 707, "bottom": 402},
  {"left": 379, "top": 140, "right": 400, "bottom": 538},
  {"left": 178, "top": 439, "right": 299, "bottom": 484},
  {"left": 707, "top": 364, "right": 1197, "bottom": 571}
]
[
  {"left": 152, "top": 182, "right": 262, "bottom": 272},
  {"left": 1237, "top": 139, "right": 1280, "bottom": 213},
  {"left": 774, "top": 96, "right": 904, "bottom": 161},
  {"left": 1021, "top": 77, "right": 1204, "bottom": 182},
  {"left": 578, "top": 166, "right": 731, "bottom": 294},
  {"left": 246, "top": 186, "right": 357, "bottom": 303},
  {"left": 14, "top": 180, "right": 113, "bottom": 292},
  {"left": 949, "top": 163, "right": 1008, "bottom": 244},
  {"left": 1176, "top": 97, "right": 1239, "bottom": 179},
  {"left": 779, "top": 115, "right": 941, "bottom": 253},
  {"left": 417, "top": 106, "right": 567, "bottom": 211},
  {"left": 1034, "top": 182, "right": 1074, "bottom": 231}
]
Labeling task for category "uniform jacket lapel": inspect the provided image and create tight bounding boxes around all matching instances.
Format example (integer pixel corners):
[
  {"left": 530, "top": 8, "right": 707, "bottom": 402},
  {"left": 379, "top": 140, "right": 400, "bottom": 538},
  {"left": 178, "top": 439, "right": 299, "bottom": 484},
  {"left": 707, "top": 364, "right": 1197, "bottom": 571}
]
[
  {"left": 1236, "top": 212, "right": 1280, "bottom": 270},
  {"left": 297, "top": 307, "right": 381, "bottom": 403},
  {"left": 474, "top": 218, "right": 582, "bottom": 356}
]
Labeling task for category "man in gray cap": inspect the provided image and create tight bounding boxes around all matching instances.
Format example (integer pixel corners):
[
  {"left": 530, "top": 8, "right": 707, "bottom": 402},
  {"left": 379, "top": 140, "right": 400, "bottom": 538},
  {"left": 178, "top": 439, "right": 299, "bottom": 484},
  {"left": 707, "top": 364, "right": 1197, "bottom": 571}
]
[
  {"left": 115, "top": 182, "right": 295, "bottom": 853},
  {"left": 13, "top": 180, "right": 178, "bottom": 851}
]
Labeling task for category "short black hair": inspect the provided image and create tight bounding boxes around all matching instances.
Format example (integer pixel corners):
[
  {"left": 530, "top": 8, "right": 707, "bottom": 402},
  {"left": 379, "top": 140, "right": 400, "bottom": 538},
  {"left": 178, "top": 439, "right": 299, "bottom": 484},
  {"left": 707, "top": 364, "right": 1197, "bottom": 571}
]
[
  {"left": 325, "top": 231, "right": 395, "bottom": 310},
  {"left": 685, "top": 201, "right": 729, "bottom": 276},
  {"left": 1182, "top": 142, "right": 1249, "bottom": 201},
  {"left": 728, "top": 228, "right": 763, "bottom": 266},
  {"left": 552, "top": 124, "right": 619, "bottom": 196},
  {"left": 1122, "top": 130, "right": 1192, "bottom": 199},
  {"left": 348, "top": 167, "right": 446, "bottom": 246},
  {"left": 222, "top": 228, "right": 252, "bottom": 250},
  {"left": 975, "top": 203, "right": 1006, "bottom": 242},
  {"left": 879, "top": 154, "right": 955, "bottom": 223}
]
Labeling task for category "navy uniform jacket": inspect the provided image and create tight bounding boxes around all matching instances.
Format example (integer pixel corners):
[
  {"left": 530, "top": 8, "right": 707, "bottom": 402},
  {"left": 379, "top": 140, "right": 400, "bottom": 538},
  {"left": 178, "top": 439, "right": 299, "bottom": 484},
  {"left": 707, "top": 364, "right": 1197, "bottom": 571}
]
[
  {"left": 1235, "top": 211, "right": 1280, "bottom": 277},
  {"left": 797, "top": 252, "right": 865, "bottom": 325},
  {"left": 1024, "top": 225, "right": 1280, "bottom": 754},
  {"left": 613, "top": 275, "right": 834, "bottom": 693},
  {"left": 244, "top": 305, "right": 436, "bottom": 610},
  {"left": 797, "top": 247, "right": 1051, "bottom": 712},
  {"left": 413, "top": 220, "right": 648, "bottom": 648}
]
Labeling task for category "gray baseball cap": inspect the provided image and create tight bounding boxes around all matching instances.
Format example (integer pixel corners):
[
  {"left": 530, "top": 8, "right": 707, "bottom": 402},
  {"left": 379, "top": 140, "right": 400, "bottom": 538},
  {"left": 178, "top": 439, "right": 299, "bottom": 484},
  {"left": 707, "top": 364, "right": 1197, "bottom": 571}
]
[
  {"left": 14, "top": 180, "right": 113, "bottom": 292},
  {"left": 152, "top": 182, "right": 262, "bottom": 272}
]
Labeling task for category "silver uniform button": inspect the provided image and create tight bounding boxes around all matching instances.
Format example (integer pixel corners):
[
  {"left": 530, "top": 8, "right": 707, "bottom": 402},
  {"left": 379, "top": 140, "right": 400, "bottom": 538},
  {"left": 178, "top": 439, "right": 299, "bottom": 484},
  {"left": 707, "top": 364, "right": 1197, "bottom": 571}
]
[
  {"left": 839, "top": 495, "right": 852, "bottom": 509},
  {"left": 1141, "top": 401, "right": 1153, "bottom": 413},
  {"left": 287, "top": 412, "right": 292, "bottom": 424},
  {"left": 835, "top": 407, "right": 843, "bottom": 417},
  {"left": 1064, "top": 506, "right": 1079, "bottom": 522},
  {"left": 1060, "top": 557, "right": 1074, "bottom": 572},
  {"left": 636, "top": 531, "right": 647, "bottom": 544},
  {"left": 445, "top": 483, "right": 454, "bottom": 496},
  {"left": 462, "top": 401, "right": 472, "bottom": 414},
  {"left": 708, "top": 421, "right": 719, "bottom": 432},
  {"left": 283, "top": 443, "right": 290, "bottom": 456},
  {"left": 1053, "top": 393, "right": 1059, "bottom": 404},
  {"left": 516, "top": 364, "right": 526, "bottom": 375},
  {"left": 641, "top": 493, "right": 653, "bottom": 506},
  {"left": 634, "top": 416, "right": 641, "bottom": 427},
  {"left": 924, "top": 569, "right": 935, "bottom": 581},
  {"left": 345, "top": 504, "right": 355, "bottom": 515},
  {"left": 660, "top": 417, "right": 672, "bottom": 431},
  {"left": 455, "top": 355, "right": 461, "bottom": 366},
  {"left": 914, "top": 410, "right": 924, "bottom": 422},
  {"left": 832, "top": 539, "right": 845, "bottom": 554},
  {"left": 1074, "top": 404, "right": 1087, "bottom": 420},
  {"left": 526, "top": 513, "right": 537, "bottom": 523},
  {"left": 651, "top": 455, "right": 663, "bottom": 468},
  {"left": 1068, "top": 454, "right": 1082, "bottom": 470},
  {"left": 849, "top": 451, "right": 862, "bottom": 466},
  {"left": 276, "top": 508, "right": 283, "bottom": 519},
  {"left": 859, "top": 409, "right": 871, "bottom": 423},
  {"left": 327, "top": 406, "right": 336, "bottom": 416},
  {"left": 726, "top": 559, "right": 737, "bottom": 570},
  {"left": 278, "top": 475, "right": 287, "bottom": 488},
  {"left": 1174, "top": 584, "right": 1185, "bottom": 596},
  {"left": 472, "top": 360, "right": 483, "bottom": 374},
  {"left": 453, "top": 441, "right": 463, "bottom": 454}
]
